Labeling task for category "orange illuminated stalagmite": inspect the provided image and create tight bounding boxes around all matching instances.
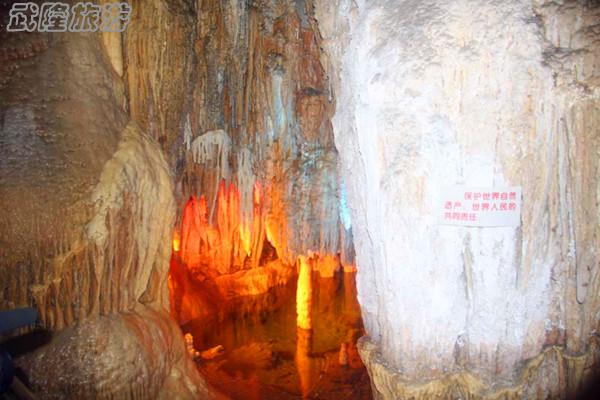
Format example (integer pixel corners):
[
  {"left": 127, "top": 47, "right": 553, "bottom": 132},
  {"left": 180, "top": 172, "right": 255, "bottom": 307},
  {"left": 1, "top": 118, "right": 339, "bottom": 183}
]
[
  {"left": 313, "top": 254, "right": 340, "bottom": 278},
  {"left": 180, "top": 195, "right": 209, "bottom": 268},
  {"left": 178, "top": 180, "right": 267, "bottom": 275},
  {"left": 296, "top": 255, "right": 313, "bottom": 330}
]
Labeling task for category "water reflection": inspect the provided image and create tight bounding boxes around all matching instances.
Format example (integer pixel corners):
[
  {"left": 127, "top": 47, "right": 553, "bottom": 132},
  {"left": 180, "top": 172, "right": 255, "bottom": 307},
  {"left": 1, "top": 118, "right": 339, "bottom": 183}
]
[
  {"left": 182, "top": 272, "right": 372, "bottom": 399},
  {"left": 296, "top": 327, "right": 313, "bottom": 398}
]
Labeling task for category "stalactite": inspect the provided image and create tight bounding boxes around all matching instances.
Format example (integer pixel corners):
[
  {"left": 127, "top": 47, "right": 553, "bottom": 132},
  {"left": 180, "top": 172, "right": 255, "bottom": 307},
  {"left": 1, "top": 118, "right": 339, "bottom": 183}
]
[
  {"left": 175, "top": 0, "right": 352, "bottom": 276},
  {"left": 190, "top": 129, "right": 233, "bottom": 222},
  {"left": 236, "top": 147, "right": 255, "bottom": 231},
  {"left": 190, "top": 130, "right": 232, "bottom": 178}
]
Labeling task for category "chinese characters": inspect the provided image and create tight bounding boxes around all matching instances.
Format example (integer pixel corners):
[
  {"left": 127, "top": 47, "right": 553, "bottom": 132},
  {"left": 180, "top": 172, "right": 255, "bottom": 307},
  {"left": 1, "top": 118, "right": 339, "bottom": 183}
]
[
  {"left": 7, "top": 2, "right": 132, "bottom": 33},
  {"left": 439, "top": 187, "right": 522, "bottom": 227}
]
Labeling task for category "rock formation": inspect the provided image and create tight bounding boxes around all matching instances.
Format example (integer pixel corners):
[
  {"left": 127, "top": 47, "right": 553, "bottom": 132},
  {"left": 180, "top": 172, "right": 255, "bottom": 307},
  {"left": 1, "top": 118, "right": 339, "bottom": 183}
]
[
  {"left": 0, "top": 3, "right": 212, "bottom": 398},
  {"left": 1, "top": 0, "right": 352, "bottom": 397},
  {"left": 315, "top": 0, "right": 600, "bottom": 398},
  {"left": 5, "top": 0, "right": 598, "bottom": 398},
  {"left": 153, "top": 0, "right": 355, "bottom": 325},
  {"left": 171, "top": 0, "right": 353, "bottom": 273}
]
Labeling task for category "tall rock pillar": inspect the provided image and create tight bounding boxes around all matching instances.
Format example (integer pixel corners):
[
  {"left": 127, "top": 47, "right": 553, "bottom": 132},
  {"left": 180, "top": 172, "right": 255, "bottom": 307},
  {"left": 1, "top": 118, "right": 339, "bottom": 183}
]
[{"left": 315, "top": 0, "right": 600, "bottom": 397}]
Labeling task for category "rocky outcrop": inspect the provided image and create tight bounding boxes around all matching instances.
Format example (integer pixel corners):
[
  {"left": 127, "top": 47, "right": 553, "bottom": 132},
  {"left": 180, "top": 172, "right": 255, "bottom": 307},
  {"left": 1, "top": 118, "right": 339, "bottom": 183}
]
[
  {"left": 17, "top": 307, "right": 214, "bottom": 400},
  {"left": 0, "top": 7, "right": 210, "bottom": 398},
  {"left": 0, "top": 13, "right": 126, "bottom": 331},
  {"left": 316, "top": 0, "right": 600, "bottom": 397}
]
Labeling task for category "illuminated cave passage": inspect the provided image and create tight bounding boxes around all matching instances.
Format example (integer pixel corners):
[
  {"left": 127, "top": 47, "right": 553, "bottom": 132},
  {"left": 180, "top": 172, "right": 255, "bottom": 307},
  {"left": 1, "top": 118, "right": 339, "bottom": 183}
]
[
  {"left": 2, "top": 1, "right": 600, "bottom": 400},
  {"left": 168, "top": 178, "right": 369, "bottom": 398}
]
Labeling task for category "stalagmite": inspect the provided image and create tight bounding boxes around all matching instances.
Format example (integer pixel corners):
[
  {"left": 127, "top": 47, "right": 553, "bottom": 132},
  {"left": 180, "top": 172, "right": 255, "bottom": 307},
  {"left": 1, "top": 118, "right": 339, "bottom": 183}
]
[
  {"left": 184, "top": 333, "right": 201, "bottom": 360},
  {"left": 172, "top": 230, "right": 181, "bottom": 253},
  {"left": 296, "top": 255, "right": 313, "bottom": 331}
]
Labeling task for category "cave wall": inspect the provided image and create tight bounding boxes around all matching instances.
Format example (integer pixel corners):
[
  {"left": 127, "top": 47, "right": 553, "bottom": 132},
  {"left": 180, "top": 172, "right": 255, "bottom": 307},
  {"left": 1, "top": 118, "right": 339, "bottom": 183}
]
[
  {"left": 122, "top": 0, "right": 356, "bottom": 322},
  {"left": 315, "top": 0, "right": 600, "bottom": 398},
  {"left": 0, "top": 2, "right": 212, "bottom": 398},
  {"left": 157, "top": 0, "right": 353, "bottom": 275},
  {"left": 0, "top": 11, "right": 129, "bottom": 331}
]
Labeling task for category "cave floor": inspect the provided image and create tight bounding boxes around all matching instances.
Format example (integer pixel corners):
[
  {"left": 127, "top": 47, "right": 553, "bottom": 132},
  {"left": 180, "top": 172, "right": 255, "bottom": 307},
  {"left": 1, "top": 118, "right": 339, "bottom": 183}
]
[{"left": 182, "top": 272, "right": 372, "bottom": 399}]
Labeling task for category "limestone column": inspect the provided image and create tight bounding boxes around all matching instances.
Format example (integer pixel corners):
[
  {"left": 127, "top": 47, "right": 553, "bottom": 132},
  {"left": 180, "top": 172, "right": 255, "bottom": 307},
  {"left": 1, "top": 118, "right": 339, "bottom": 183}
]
[{"left": 315, "top": 0, "right": 600, "bottom": 397}]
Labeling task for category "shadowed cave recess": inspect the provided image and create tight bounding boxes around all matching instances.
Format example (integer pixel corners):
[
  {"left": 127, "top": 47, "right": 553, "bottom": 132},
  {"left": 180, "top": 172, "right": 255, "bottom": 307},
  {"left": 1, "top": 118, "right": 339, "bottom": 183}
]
[{"left": 2, "top": 0, "right": 600, "bottom": 399}]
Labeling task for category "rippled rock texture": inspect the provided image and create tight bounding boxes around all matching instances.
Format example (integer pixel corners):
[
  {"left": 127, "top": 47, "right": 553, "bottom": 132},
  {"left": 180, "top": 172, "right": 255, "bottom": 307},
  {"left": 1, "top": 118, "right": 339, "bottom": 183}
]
[
  {"left": 315, "top": 0, "right": 600, "bottom": 398},
  {"left": 160, "top": 0, "right": 353, "bottom": 274},
  {"left": 0, "top": 2, "right": 210, "bottom": 398},
  {"left": 131, "top": 0, "right": 356, "bottom": 322}
]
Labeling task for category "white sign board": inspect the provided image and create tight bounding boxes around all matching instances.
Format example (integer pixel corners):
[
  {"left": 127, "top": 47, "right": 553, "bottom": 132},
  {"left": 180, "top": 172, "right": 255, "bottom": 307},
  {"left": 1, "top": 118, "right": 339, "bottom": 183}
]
[{"left": 437, "top": 186, "right": 522, "bottom": 227}]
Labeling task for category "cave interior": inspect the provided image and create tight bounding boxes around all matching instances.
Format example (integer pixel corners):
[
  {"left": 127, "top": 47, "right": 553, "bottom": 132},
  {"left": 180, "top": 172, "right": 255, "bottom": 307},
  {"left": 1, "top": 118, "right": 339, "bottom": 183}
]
[{"left": 1, "top": 1, "right": 600, "bottom": 399}]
